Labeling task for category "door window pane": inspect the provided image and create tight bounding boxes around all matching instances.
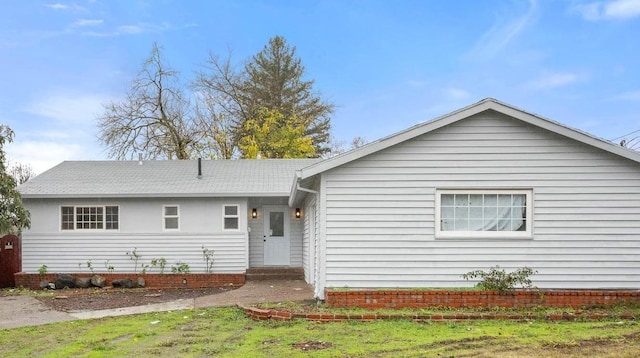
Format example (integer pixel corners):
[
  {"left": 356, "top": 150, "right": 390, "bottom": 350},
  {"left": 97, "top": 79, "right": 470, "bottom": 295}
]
[{"left": 270, "top": 211, "right": 284, "bottom": 237}]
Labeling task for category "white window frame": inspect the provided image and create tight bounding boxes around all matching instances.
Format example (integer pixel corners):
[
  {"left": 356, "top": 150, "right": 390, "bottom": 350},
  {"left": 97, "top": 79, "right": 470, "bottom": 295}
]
[
  {"left": 435, "top": 189, "right": 533, "bottom": 239},
  {"left": 60, "top": 205, "right": 120, "bottom": 231},
  {"left": 222, "top": 204, "right": 240, "bottom": 231},
  {"left": 163, "top": 205, "right": 180, "bottom": 231}
]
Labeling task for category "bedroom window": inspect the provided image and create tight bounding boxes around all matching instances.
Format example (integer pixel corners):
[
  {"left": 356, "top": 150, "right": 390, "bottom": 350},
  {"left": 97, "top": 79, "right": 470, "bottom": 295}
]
[
  {"left": 223, "top": 205, "right": 239, "bottom": 230},
  {"left": 435, "top": 190, "right": 532, "bottom": 239},
  {"left": 60, "top": 206, "right": 119, "bottom": 231},
  {"left": 163, "top": 205, "right": 180, "bottom": 230}
]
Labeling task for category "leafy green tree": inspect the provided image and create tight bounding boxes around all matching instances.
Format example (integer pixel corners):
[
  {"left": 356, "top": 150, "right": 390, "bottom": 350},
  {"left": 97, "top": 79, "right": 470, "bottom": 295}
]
[
  {"left": 238, "top": 108, "right": 315, "bottom": 158},
  {"left": 197, "top": 36, "right": 334, "bottom": 158},
  {"left": 0, "top": 125, "right": 30, "bottom": 234}
]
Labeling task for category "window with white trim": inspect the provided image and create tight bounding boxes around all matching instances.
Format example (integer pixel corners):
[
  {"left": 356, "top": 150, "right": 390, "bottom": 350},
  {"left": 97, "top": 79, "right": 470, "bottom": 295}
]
[
  {"left": 60, "top": 206, "right": 119, "bottom": 231},
  {"left": 435, "top": 190, "right": 532, "bottom": 238},
  {"left": 223, "top": 205, "right": 239, "bottom": 230},
  {"left": 163, "top": 205, "right": 179, "bottom": 230}
]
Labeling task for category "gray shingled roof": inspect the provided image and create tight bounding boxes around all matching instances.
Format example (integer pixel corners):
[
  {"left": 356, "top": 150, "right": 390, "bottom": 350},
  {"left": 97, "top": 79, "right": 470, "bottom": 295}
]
[{"left": 18, "top": 159, "right": 320, "bottom": 198}]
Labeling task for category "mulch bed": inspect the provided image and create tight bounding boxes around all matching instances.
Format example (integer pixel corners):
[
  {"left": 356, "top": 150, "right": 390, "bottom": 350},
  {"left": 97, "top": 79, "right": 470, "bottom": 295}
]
[{"left": 32, "top": 287, "right": 236, "bottom": 311}]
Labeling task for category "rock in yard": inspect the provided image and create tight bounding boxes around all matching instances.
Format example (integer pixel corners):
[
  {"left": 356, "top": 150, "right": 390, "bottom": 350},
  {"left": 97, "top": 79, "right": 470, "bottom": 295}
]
[
  {"left": 55, "top": 274, "right": 75, "bottom": 289},
  {"left": 39, "top": 280, "right": 50, "bottom": 290},
  {"left": 137, "top": 277, "right": 146, "bottom": 288},
  {"left": 112, "top": 278, "right": 134, "bottom": 289},
  {"left": 91, "top": 275, "right": 106, "bottom": 288},
  {"left": 74, "top": 277, "right": 92, "bottom": 288}
]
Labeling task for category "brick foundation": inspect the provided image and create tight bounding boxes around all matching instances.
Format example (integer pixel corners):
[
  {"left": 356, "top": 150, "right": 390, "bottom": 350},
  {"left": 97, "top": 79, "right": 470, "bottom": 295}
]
[
  {"left": 325, "top": 289, "right": 640, "bottom": 309},
  {"left": 14, "top": 272, "right": 245, "bottom": 290}
]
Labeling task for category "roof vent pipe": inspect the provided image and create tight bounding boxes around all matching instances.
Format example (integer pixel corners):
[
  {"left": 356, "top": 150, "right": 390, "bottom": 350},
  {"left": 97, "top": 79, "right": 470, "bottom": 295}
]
[
  {"left": 197, "top": 158, "right": 202, "bottom": 179},
  {"left": 138, "top": 153, "right": 143, "bottom": 165}
]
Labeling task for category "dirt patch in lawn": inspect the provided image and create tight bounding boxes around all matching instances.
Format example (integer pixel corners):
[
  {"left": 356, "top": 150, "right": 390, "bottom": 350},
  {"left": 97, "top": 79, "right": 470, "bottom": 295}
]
[{"left": 31, "top": 286, "right": 236, "bottom": 311}]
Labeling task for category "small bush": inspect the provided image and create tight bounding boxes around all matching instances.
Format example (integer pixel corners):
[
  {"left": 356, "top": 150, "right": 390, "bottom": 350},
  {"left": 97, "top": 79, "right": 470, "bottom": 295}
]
[
  {"left": 462, "top": 266, "right": 537, "bottom": 293},
  {"left": 38, "top": 264, "right": 48, "bottom": 275}
]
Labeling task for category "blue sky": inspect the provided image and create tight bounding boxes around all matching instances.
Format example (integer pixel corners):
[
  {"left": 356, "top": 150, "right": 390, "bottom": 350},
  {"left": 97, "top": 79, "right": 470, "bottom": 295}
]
[{"left": 2, "top": 0, "right": 640, "bottom": 173}]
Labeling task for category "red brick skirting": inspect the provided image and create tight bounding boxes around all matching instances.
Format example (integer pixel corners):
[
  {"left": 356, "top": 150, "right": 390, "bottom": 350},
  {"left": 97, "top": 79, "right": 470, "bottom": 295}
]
[
  {"left": 14, "top": 272, "right": 245, "bottom": 290},
  {"left": 242, "top": 306, "right": 636, "bottom": 322},
  {"left": 325, "top": 289, "right": 640, "bottom": 309}
]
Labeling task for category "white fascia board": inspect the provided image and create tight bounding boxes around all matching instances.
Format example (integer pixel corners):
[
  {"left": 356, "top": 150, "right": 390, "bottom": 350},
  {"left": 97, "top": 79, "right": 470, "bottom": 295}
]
[
  {"left": 288, "top": 172, "right": 301, "bottom": 207},
  {"left": 297, "top": 98, "right": 640, "bottom": 180},
  {"left": 496, "top": 103, "right": 640, "bottom": 164},
  {"left": 21, "top": 192, "right": 291, "bottom": 199}
]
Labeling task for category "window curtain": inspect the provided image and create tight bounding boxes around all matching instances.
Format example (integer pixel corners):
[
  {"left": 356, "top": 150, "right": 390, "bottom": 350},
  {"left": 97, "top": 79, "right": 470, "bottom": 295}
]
[{"left": 441, "top": 194, "right": 526, "bottom": 232}]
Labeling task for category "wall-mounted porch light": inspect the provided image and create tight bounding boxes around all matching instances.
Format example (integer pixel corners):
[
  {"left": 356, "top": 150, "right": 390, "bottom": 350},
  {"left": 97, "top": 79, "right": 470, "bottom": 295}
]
[
  {"left": 252, "top": 208, "right": 258, "bottom": 219},
  {"left": 295, "top": 208, "right": 301, "bottom": 219}
]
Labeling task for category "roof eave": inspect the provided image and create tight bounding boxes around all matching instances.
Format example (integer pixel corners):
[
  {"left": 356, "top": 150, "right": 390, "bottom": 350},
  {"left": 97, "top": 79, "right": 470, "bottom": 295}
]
[{"left": 21, "top": 192, "right": 292, "bottom": 199}]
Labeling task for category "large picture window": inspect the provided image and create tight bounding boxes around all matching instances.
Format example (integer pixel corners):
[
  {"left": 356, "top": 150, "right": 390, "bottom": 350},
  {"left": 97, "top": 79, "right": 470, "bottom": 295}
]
[
  {"left": 435, "top": 190, "right": 532, "bottom": 239},
  {"left": 60, "top": 206, "right": 119, "bottom": 231}
]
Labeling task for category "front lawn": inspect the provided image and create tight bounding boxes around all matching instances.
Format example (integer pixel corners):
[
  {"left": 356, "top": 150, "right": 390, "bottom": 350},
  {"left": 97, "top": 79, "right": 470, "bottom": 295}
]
[{"left": 0, "top": 307, "right": 638, "bottom": 357}]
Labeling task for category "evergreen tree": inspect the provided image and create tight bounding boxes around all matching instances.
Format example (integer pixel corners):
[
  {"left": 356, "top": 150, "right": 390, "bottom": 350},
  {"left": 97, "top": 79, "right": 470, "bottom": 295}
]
[{"left": 197, "top": 36, "right": 334, "bottom": 158}]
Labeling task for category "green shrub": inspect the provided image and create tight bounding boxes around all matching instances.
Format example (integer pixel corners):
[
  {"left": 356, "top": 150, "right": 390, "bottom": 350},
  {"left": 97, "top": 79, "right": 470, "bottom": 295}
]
[{"left": 462, "top": 266, "right": 537, "bottom": 293}]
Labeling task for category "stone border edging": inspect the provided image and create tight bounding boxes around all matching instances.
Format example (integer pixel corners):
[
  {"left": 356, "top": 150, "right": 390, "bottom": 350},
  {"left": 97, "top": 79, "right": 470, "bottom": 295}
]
[
  {"left": 14, "top": 272, "right": 245, "bottom": 290},
  {"left": 241, "top": 306, "right": 637, "bottom": 322}
]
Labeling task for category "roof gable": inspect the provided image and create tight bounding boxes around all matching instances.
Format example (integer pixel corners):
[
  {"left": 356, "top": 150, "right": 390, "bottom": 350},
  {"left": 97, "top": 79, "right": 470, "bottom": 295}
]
[{"left": 297, "top": 98, "right": 640, "bottom": 179}]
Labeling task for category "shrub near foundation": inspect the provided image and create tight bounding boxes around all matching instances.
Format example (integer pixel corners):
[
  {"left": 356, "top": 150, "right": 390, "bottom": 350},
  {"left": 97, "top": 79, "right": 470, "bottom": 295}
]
[{"left": 462, "top": 265, "right": 538, "bottom": 293}]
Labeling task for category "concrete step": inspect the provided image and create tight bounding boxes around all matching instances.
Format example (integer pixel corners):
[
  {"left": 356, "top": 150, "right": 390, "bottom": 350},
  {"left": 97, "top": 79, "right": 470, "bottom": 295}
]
[{"left": 245, "top": 267, "right": 304, "bottom": 281}]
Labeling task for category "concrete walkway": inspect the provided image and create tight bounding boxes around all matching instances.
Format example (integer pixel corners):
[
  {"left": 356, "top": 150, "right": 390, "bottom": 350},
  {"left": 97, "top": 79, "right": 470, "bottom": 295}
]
[
  {"left": 0, "top": 295, "right": 75, "bottom": 330},
  {"left": 1, "top": 280, "right": 315, "bottom": 329}
]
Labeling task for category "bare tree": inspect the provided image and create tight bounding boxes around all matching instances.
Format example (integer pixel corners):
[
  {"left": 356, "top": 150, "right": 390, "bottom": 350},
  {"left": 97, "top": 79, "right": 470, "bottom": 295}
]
[
  {"left": 350, "top": 136, "right": 367, "bottom": 149},
  {"left": 193, "top": 90, "right": 237, "bottom": 159},
  {"left": 98, "top": 43, "right": 202, "bottom": 160},
  {"left": 8, "top": 162, "right": 35, "bottom": 184},
  {"left": 193, "top": 53, "right": 246, "bottom": 159}
]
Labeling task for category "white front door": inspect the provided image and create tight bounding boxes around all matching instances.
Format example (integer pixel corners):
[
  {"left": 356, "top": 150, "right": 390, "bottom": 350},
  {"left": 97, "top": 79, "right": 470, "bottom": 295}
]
[{"left": 263, "top": 206, "right": 290, "bottom": 266}]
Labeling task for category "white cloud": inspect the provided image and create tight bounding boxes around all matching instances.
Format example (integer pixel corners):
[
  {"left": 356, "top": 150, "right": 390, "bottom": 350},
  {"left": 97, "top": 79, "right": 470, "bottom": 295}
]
[
  {"left": 573, "top": 0, "right": 640, "bottom": 20},
  {"left": 444, "top": 88, "right": 471, "bottom": 100},
  {"left": 44, "top": 3, "right": 69, "bottom": 10},
  {"left": 6, "top": 140, "right": 82, "bottom": 174},
  {"left": 24, "top": 93, "right": 109, "bottom": 124},
  {"left": 84, "top": 23, "right": 172, "bottom": 37},
  {"left": 72, "top": 19, "right": 104, "bottom": 27},
  {"left": 466, "top": 0, "right": 538, "bottom": 61},
  {"left": 7, "top": 92, "right": 111, "bottom": 173},
  {"left": 611, "top": 90, "right": 640, "bottom": 100},
  {"left": 44, "top": 2, "right": 88, "bottom": 13},
  {"left": 526, "top": 72, "right": 582, "bottom": 90}
]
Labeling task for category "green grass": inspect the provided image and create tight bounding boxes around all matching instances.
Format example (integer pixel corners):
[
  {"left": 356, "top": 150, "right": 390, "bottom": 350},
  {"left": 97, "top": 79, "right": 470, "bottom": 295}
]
[
  {"left": 1, "top": 307, "right": 639, "bottom": 357},
  {"left": 258, "top": 299, "right": 640, "bottom": 318}
]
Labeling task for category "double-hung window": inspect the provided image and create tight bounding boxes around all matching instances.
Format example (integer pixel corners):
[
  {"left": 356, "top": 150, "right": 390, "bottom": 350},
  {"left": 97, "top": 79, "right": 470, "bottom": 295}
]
[
  {"left": 223, "top": 205, "right": 239, "bottom": 230},
  {"left": 163, "top": 205, "right": 180, "bottom": 230},
  {"left": 435, "top": 190, "right": 532, "bottom": 239},
  {"left": 60, "top": 206, "right": 119, "bottom": 231}
]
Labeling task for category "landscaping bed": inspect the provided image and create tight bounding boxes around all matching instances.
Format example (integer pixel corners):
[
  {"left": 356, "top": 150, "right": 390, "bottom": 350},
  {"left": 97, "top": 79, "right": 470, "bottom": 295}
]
[{"left": 1, "top": 286, "right": 235, "bottom": 311}]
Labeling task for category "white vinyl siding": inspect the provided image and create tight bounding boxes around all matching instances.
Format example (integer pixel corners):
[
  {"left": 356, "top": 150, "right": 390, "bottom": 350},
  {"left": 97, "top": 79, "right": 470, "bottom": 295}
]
[
  {"left": 24, "top": 197, "right": 248, "bottom": 273},
  {"left": 320, "top": 111, "right": 640, "bottom": 292}
]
